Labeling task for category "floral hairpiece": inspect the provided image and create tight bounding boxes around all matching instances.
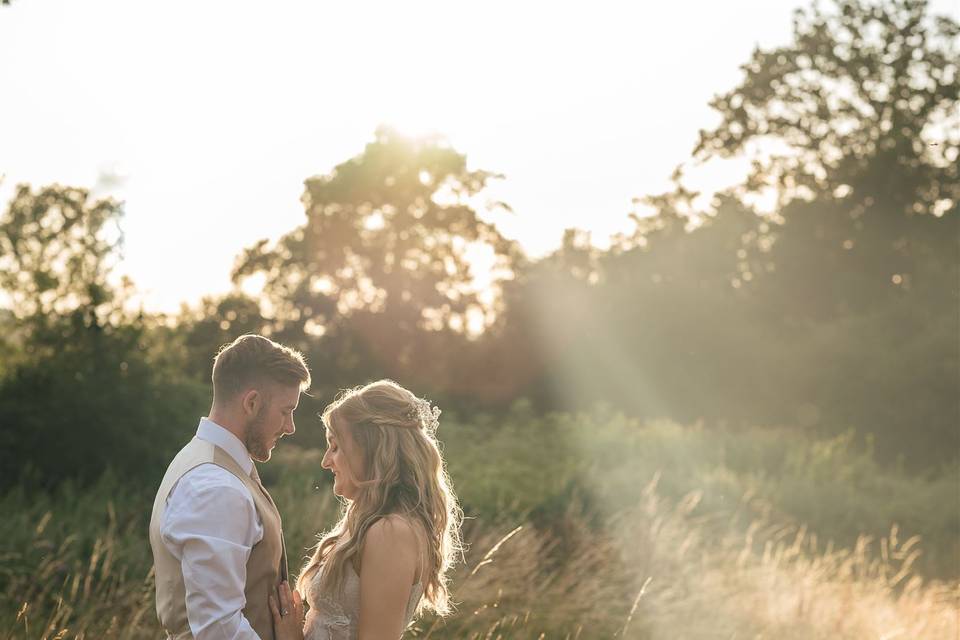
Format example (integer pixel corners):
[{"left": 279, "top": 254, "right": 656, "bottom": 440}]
[{"left": 409, "top": 397, "right": 441, "bottom": 432}]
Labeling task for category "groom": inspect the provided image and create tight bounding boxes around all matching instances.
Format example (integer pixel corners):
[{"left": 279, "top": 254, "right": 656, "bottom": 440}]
[{"left": 149, "top": 334, "right": 311, "bottom": 639}]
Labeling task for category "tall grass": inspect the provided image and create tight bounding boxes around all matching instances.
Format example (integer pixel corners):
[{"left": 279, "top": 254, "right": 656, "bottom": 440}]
[
  {"left": 0, "top": 475, "right": 156, "bottom": 639},
  {"left": 416, "top": 477, "right": 958, "bottom": 638},
  {"left": 2, "top": 410, "right": 957, "bottom": 638}
]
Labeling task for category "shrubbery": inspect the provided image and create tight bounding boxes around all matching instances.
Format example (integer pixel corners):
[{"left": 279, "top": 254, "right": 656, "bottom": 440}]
[{"left": 3, "top": 409, "right": 956, "bottom": 637}]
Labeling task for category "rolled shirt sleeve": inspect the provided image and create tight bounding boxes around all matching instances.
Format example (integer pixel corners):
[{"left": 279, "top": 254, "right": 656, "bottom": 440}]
[{"left": 160, "top": 464, "right": 265, "bottom": 640}]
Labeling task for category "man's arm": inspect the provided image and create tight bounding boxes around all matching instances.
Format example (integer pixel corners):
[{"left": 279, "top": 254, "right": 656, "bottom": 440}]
[{"left": 161, "top": 465, "right": 264, "bottom": 640}]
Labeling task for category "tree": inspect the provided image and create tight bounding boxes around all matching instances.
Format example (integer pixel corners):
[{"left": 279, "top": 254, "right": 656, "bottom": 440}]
[
  {"left": 510, "top": 0, "right": 959, "bottom": 468},
  {"left": 0, "top": 183, "right": 127, "bottom": 326},
  {"left": 693, "top": 0, "right": 958, "bottom": 318},
  {"left": 0, "top": 183, "right": 206, "bottom": 489},
  {"left": 696, "top": 0, "right": 957, "bottom": 215},
  {"left": 0, "top": 313, "right": 208, "bottom": 490},
  {"left": 232, "top": 127, "right": 522, "bottom": 393},
  {"left": 689, "top": 0, "right": 958, "bottom": 466}
]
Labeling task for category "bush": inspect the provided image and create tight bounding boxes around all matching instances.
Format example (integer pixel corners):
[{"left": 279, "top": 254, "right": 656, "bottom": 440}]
[{"left": 0, "top": 318, "right": 208, "bottom": 491}]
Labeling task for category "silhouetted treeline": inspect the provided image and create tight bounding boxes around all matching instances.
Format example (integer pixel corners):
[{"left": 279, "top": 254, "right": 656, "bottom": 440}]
[{"left": 1, "top": 0, "right": 956, "bottom": 489}]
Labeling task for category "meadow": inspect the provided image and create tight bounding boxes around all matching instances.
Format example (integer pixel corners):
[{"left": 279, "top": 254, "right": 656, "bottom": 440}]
[
  {"left": 2, "top": 0, "right": 957, "bottom": 637},
  {"left": 2, "top": 406, "right": 957, "bottom": 639}
]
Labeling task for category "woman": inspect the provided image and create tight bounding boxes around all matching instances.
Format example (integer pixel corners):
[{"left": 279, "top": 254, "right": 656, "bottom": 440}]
[{"left": 270, "top": 379, "right": 463, "bottom": 640}]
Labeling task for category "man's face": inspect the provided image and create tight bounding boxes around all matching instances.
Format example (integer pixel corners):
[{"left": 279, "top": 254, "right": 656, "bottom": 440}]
[{"left": 244, "top": 384, "right": 301, "bottom": 463}]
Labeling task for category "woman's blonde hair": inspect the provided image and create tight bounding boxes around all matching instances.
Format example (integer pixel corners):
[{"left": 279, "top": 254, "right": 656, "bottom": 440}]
[{"left": 295, "top": 379, "right": 463, "bottom": 618}]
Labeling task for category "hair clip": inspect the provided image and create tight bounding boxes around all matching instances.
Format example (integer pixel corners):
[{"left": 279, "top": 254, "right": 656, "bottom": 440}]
[{"left": 410, "top": 397, "right": 441, "bottom": 432}]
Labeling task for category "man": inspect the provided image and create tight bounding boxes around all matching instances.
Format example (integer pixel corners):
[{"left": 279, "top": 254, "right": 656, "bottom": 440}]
[{"left": 149, "top": 334, "right": 311, "bottom": 639}]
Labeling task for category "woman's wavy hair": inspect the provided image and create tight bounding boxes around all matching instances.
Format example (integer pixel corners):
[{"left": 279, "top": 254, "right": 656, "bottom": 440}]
[{"left": 295, "top": 379, "right": 463, "bottom": 618}]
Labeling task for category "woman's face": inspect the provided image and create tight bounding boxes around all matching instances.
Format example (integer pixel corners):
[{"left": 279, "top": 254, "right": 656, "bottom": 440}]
[{"left": 320, "top": 418, "right": 365, "bottom": 500}]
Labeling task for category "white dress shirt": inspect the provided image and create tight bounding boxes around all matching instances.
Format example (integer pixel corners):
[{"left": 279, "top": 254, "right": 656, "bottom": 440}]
[{"left": 160, "top": 418, "right": 265, "bottom": 640}]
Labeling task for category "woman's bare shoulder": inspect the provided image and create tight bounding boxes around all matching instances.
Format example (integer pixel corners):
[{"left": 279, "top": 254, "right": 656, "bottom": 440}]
[
  {"left": 364, "top": 514, "right": 427, "bottom": 581},
  {"left": 366, "top": 514, "right": 420, "bottom": 547}
]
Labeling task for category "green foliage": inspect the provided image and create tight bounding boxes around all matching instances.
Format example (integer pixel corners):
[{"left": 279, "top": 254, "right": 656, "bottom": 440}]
[
  {"left": 2, "top": 412, "right": 956, "bottom": 637},
  {"left": 696, "top": 0, "right": 958, "bottom": 216},
  {"left": 691, "top": 0, "right": 959, "bottom": 326},
  {"left": 1, "top": 2, "right": 956, "bottom": 630},
  {"left": 0, "top": 2, "right": 955, "bottom": 616},
  {"left": 0, "top": 475, "right": 157, "bottom": 638},
  {"left": 234, "top": 126, "right": 517, "bottom": 325},
  {"left": 440, "top": 406, "right": 958, "bottom": 580},
  {"left": 0, "top": 184, "right": 126, "bottom": 322},
  {"left": 489, "top": 0, "right": 959, "bottom": 470},
  {"left": 0, "top": 182, "right": 209, "bottom": 491},
  {"left": 228, "top": 127, "right": 532, "bottom": 402},
  {"left": 0, "top": 316, "right": 208, "bottom": 491}
]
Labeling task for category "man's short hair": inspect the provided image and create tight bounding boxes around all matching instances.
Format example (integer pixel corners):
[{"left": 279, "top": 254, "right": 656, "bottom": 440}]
[{"left": 212, "top": 334, "right": 311, "bottom": 401}]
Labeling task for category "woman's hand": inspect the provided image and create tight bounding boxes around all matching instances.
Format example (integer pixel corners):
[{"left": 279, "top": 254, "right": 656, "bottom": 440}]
[{"left": 269, "top": 581, "right": 305, "bottom": 640}]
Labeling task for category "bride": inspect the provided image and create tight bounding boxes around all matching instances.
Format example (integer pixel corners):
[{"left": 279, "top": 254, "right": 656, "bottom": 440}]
[{"left": 269, "top": 379, "right": 463, "bottom": 640}]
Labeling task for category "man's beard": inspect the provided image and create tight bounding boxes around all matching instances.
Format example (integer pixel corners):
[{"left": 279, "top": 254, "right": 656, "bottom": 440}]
[{"left": 244, "top": 408, "right": 273, "bottom": 462}]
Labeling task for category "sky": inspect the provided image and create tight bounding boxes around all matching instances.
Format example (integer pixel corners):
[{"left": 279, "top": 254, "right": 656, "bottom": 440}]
[{"left": 2, "top": 0, "right": 957, "bottom": 313}]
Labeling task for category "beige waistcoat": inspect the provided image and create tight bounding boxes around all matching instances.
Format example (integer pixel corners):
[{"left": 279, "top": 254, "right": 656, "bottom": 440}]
[{"left": 149, "top": 438, "right": 288, "bottom": 640}]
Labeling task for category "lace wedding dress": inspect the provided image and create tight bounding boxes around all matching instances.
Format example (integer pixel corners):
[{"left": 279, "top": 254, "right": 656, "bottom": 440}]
[{"left": 303, "top": 564, "right": 423, "bottom": 640}]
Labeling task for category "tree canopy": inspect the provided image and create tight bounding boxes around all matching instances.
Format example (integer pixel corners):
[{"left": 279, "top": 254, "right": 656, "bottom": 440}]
[
  {"left": 231, "top": 126, "right": 522, "bottom": 392},
  {"left": 0, "top": 184, "right": 126, "bottom": 323},
  {"left": 0, "top": 0, "right": 956, "bottom": 486},
  {"left": 696, "top": 0, "right": 958, "bottom": 217}
]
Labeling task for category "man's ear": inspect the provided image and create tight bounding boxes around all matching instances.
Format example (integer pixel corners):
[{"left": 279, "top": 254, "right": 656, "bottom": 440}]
[{"left": 241, "top": 389, "right": 261, "bottom": 417}]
